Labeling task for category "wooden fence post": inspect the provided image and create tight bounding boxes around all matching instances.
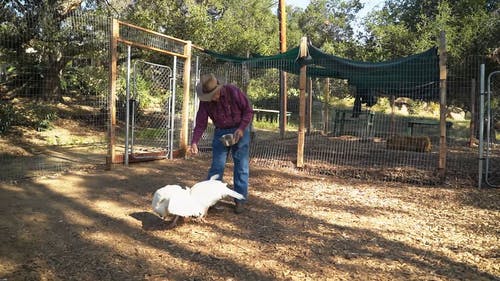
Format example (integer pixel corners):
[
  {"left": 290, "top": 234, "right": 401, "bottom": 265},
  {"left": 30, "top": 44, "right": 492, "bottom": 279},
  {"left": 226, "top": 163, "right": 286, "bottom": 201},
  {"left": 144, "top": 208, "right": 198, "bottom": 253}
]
[
  {"left": 438, "top": 30, "right": 447, "bottom": 180},
  {"left": 106, "top": 18, "right": 118, "bottom": 168},
  {"left": 180, "top": 41, "right": 192, "bottom": 156},
  {"left": 297, "top": 37, "right": 308, "bottom": 168}
]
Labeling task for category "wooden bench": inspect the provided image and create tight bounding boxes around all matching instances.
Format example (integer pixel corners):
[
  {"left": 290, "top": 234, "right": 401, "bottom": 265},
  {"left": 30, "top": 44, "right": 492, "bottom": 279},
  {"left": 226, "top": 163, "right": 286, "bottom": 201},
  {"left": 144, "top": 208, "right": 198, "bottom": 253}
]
[
  {"left": 407, "top": 120, "right": 453, "bottom": 136},
  {"left": 253, "top": 108, "right": 291, "bottom": 123},
  {"left": 332, "top": 109, "right": 375, "bottom": 137}
]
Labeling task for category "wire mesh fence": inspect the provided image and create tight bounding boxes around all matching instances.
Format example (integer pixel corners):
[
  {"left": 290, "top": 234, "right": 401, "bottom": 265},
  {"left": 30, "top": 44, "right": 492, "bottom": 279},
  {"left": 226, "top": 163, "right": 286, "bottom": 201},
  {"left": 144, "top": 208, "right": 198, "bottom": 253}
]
[
  {"left": 1, "top": 9, "right": 498, "bottom": 186},
  {"left": 1, "top": 8, "right": 111, "bottom": 180},
  {"left": 194, "top": 50, "right": 499, "bottom": 186}
]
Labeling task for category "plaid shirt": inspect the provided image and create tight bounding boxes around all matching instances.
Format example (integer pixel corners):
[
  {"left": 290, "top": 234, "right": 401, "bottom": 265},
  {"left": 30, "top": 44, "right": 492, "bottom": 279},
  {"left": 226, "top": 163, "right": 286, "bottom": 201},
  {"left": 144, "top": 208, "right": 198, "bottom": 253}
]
[{"left": 191, "top": 84, "right": 253, "bottom": 145}]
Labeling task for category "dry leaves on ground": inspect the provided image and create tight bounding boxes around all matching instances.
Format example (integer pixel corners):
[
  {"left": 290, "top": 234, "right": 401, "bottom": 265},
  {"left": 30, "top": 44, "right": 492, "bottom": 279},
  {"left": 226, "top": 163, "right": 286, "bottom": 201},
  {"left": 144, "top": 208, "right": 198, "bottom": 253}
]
[{"left": 0, "top": 158, "right": 499, "bottom": 281}]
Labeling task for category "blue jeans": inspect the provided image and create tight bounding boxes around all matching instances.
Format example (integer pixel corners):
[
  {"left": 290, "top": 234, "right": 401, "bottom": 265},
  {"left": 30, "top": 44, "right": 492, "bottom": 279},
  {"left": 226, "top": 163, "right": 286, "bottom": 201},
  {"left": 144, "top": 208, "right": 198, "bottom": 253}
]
[{"left": 208, "top": 127, "right": 250, "bottom": 203}]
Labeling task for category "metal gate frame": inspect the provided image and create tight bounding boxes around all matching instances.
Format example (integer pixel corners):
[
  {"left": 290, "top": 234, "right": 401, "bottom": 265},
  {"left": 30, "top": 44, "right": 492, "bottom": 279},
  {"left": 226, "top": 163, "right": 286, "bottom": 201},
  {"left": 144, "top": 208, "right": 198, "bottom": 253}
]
[
  {"left": 123, "top": 44, "right": 178, "bottom": 165},
  {"left": 478, "top": 64, "right": 499, "bottom": 187},
  {"left": 130, "top": 60, "right": 175, "bottom": 159}
]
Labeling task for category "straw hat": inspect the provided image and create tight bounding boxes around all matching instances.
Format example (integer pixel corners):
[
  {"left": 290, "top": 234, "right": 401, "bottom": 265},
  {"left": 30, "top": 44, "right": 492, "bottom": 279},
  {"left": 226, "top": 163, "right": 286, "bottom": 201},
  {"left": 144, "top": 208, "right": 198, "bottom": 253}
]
[{"left": 196, "top": 73, "right": 223, "bottom": 101}]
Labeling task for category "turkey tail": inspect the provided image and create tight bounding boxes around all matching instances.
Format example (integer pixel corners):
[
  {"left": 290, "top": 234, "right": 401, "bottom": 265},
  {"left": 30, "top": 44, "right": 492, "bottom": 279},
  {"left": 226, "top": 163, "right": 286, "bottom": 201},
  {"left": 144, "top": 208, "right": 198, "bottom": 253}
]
[
  {"left": 209, "top": 174, "right": 220, "bottom": 181},
  {"left": 225, "top": 188, "right": 245, "bottom": 200}
]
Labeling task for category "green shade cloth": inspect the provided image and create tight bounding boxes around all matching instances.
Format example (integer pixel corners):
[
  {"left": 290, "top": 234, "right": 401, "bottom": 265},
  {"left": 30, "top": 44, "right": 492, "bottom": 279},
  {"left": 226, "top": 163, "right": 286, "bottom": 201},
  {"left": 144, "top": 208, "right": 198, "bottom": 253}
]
[{"left": 203, "top": 44, "right": 439, "bottom": 98}]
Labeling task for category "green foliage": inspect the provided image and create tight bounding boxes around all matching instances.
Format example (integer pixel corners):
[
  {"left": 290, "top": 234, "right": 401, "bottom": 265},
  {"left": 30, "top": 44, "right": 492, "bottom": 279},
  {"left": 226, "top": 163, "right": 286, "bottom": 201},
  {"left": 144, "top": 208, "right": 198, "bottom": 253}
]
[
  {"left": 0, "top": 101, "right": 58, "bottom": 134},
  {"left": 1, "top": 0, "right": 497, "bottom": 125},
  {"left": 246, "top": 69, "right": 282, "bottom": 109},
  {"left": 362, "top": 0, "right": 499, "bottom": 61},
  {"left": 359, "top": 0, "right": 499, "bottom": 110},
  {"left": 252, "top": 119, "right": 298, "bottom": 131},
  {"left": 329, "top": 95, "right": 445, "bottom": 119},
  {"left": 0, "top": 103, "right": 16, "bottom": 134},
  {"left": 25, "top": 104, "right": 59, "bottom": 131},
  {"left": 247, "top": 74, "right": 280, "bottom": 101},
  {"left": 329, "top": 96, "right": 355, "bottom": 108},
  {"left": 298, "top": 0, "right": 362, "bottom": 56},
  {"left": 126, "top": 0, "right": 279, "bottom": 56},
  {"left": 362, "top": 11, "right": 417, "bottom": 60},
  {"left": 135, "top": 128, "right": 166, "bottom": 139},
  {"left": 1, "top": 0, "right": 113, "bottom": 102},
  {"left": 62, "top": 63, "right": 108, "bottom": 97},
  {"left": 287, "top": 88, "right": 301, "bottom": 98},
  {"left": 286, "top": 7, "right": 305, "bottom": 50},
  {"left": 407, "top": 100, "right": 428, "bottom": 115},
  {"left": 131, "top": 76, "right": 169, "bottom": 109},
  {"left": 370, "top": 97, "right": 391, "bottom": 114}
]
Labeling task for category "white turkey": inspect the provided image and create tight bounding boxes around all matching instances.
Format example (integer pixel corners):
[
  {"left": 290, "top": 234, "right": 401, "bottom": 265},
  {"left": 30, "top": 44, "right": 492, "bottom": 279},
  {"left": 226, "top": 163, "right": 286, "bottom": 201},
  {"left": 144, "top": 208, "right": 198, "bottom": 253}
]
[
  {"left": 151, "top": 175, "right": 244, "bottom": 228},
  {"left": 151, "top": 184, "right": 204, "bottom": 228},
  {"left": 190, "top": 174, "right": 245, "bottom": 218}
]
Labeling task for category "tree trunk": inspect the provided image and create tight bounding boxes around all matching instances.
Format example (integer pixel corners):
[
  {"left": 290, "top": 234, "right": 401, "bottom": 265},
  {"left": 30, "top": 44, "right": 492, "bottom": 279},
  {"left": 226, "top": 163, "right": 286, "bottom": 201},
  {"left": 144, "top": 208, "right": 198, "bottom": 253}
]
[{"left": 42, "top": 54, "right": 65, "bottom": 102}]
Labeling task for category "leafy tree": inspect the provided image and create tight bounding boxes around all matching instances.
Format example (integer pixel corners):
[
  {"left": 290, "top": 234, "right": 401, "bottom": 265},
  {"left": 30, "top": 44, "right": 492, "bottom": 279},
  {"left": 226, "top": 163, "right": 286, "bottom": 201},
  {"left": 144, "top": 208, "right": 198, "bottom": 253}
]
[
  {"left": 124, "top": 0, "right": 279, "bottom": 56},
  {"left": 298, "top": 0, "right": 362, "bottom": 57},
  {"left": 360, "top": 0, "right": 499, "bottom": 109},
  {"left": 0, "top": 0, "right": 115, "bottom": 100},
  {"left": 361, "top": 0, "right": 499, "bottom": 61},
  {"left": 285, "top": 6, "right": 305, "bottom": 49}
]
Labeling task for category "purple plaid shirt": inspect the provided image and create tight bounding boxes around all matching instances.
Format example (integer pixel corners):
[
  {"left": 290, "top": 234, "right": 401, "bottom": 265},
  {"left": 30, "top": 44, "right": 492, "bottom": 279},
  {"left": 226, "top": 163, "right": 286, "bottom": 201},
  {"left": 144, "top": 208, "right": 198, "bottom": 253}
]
[{"left": 191, "top": 84, "right": 253, "bottom": 145}]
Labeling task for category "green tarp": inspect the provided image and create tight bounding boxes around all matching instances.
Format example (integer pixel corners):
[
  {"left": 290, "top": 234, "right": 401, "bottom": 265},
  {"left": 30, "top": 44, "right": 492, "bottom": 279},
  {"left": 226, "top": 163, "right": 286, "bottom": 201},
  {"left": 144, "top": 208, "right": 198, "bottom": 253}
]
[{"left": 203, "top": 44, "right": 439, "bottom": 96}]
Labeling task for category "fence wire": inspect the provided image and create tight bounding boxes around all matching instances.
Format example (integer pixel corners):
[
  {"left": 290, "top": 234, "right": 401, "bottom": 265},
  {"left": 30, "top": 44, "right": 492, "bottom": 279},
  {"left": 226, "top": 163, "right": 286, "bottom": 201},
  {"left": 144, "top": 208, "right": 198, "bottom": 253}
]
[
  {"left": 1, "top": 10, "right": 498, "bottom": 187},
  {"left": 1, "top": 9, "right": 111, "bottom": 180},
  {"left": 193, "top": 50, "right": 499, "bottom": 186}
]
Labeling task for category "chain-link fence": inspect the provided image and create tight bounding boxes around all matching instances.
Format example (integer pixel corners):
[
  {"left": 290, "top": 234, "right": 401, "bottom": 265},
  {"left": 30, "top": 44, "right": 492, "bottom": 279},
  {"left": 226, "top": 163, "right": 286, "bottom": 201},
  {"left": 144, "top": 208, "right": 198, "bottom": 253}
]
[
  {"left": 1, "top": 9, "right": 498, "bottom": 186},
  {"left": 127, "top": 60, "right": 175, "bottom": 160}
]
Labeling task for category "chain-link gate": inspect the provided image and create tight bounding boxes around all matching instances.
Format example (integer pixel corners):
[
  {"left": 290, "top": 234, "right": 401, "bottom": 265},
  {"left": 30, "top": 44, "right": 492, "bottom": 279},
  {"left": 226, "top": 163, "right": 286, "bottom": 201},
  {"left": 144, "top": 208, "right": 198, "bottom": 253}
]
[
  {"left": 124, "top": 60, "right": 176, "bottom": 163},
  {"left": 479, "top": 66, "right": 500, "bottom": 187}
]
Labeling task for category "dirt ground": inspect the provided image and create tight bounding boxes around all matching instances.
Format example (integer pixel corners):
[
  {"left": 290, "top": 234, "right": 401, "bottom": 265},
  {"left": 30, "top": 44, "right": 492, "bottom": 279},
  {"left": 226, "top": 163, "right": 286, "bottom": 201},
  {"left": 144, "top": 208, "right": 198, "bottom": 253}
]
[{"left": 0, "top": 157, "right": 499, "bottom": 281}]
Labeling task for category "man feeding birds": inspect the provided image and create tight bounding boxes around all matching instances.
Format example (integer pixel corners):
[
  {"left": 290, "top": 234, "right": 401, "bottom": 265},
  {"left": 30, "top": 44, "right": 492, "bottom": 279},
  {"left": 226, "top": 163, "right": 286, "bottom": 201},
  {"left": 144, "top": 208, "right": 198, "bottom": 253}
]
[{"left": 189, "top": 73, "right": 253, "bottom": 214}]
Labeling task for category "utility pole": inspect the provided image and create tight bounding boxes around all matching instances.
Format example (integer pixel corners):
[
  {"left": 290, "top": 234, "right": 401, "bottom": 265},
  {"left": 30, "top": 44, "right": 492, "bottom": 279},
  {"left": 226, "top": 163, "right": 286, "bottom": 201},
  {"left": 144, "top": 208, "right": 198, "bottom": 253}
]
[{"left": 279, "top": 0, "right": 288, "bottom": 139}]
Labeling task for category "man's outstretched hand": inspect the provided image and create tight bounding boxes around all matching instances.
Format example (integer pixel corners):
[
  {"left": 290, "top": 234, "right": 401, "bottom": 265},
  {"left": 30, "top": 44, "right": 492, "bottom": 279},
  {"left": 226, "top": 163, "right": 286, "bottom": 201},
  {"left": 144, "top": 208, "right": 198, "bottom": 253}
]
[
  {"left": 233, "top": 129, "right": 243, "bottom": 143},
  {"left": 189, "top": 143, "right": 199, "bottom": 156}
]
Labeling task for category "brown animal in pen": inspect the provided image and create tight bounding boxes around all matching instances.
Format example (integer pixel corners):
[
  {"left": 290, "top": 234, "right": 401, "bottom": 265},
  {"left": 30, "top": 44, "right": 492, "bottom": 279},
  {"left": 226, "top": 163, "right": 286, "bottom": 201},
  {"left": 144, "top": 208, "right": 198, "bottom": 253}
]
[{"left": 386, "top": 135, "right": 432, "bottom": 152}]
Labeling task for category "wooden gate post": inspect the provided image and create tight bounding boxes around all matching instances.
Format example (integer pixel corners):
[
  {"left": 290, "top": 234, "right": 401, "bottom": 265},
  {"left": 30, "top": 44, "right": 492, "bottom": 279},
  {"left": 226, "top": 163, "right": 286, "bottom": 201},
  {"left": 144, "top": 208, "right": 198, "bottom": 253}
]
[
  {"left": 107, "top": 18, "right": 119, "bottom": 168},
  {"left": 180, "top": 41, "right": 192, "bottom": 155}
]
